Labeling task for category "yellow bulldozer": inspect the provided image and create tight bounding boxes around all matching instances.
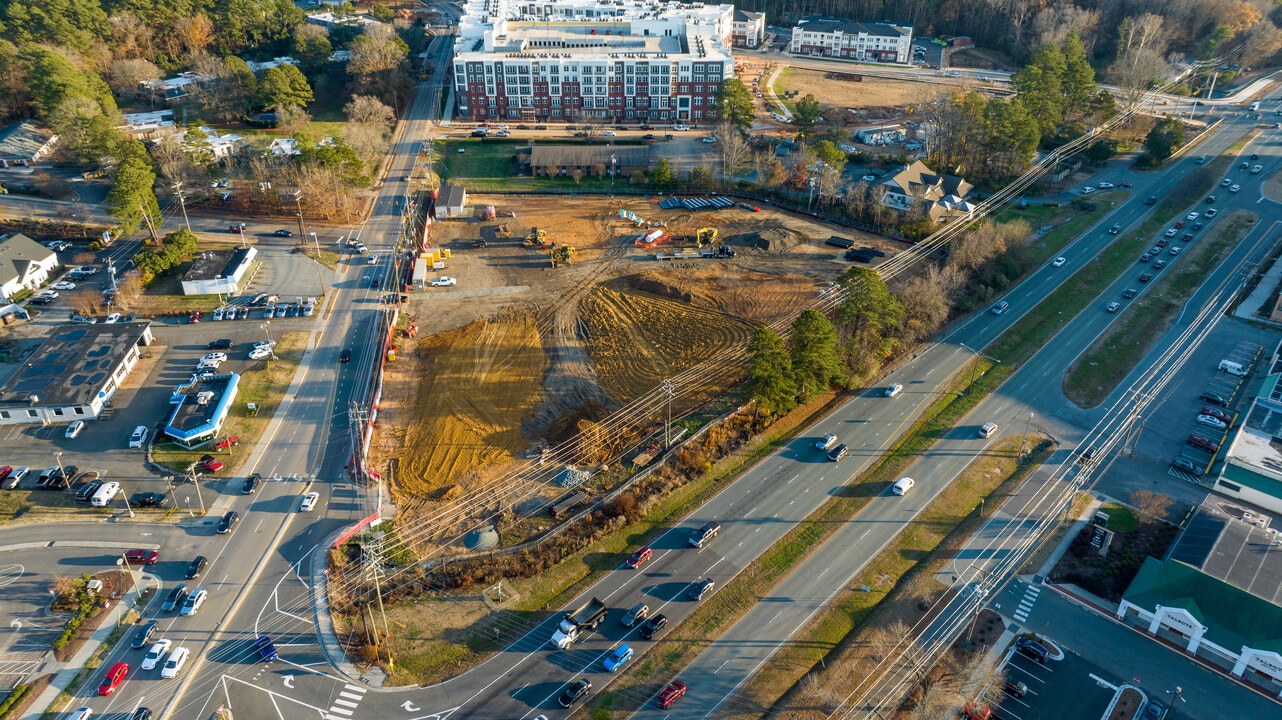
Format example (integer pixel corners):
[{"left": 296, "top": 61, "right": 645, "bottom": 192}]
[
  {"left": 549, "top": 244, "right": 577, "bottom": 268},
  {"left": 695, "top": 227, "right": 718, "bottom": 247},
  {"left": 523, "top": 227, "right": 547, "bottom": 248}
]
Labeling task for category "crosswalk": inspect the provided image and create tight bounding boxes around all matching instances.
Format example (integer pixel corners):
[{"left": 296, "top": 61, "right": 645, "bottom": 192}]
[
  {"left": 325, "top": 684, "right": 367, "bottom": 720},
  {"left": 1012, "top": 583, "right": 1041, "bottom": 623}
]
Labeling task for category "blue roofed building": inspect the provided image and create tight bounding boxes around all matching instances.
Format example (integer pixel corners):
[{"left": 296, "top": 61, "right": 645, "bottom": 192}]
[{"left": 163, "top": 373, "right": 240, "bottom": 448}]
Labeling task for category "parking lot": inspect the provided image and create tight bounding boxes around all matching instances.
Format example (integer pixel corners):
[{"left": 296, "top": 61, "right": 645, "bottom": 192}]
[{"left": 991, "top": 641, "right": 1119, "bottom": 720}]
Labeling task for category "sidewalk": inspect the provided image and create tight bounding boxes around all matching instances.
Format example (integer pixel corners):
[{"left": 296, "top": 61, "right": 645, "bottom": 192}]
[
  {"left": 21, "top": 577, "right": 157, "bottom": 720},
  {"left": 1234, "top": 250, "right": 1282, "bottom": 322}
]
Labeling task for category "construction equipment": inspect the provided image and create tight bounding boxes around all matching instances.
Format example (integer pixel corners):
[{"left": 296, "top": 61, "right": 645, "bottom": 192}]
[
  {"left": 695, "top": 227, "right": 718, "bottom": 247},
  {"left": 549, "top": 244, "right": 577, "bottom": 268},
  {"left": 524, "top": 227, "right": 546, "bottom": 248}
]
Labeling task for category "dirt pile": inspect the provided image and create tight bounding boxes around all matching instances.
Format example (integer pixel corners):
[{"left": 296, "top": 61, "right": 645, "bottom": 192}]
[
  {"left": 579, "top": 285, "right": 757, "bottom": 403},
  {"left": 392, "top": 311, "right": 546, "bottom": 499},
  {"left": 725, "top": 225, "right": 808, "bottom": 253}
]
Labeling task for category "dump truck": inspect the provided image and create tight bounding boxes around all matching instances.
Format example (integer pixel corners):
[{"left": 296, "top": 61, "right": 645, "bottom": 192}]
[{"left": 551, "top": 597, "right": 608, "bottom": 649}]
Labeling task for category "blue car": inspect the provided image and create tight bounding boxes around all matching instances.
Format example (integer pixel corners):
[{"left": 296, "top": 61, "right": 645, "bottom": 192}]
[
  {"left": 603, "top": 644, "right": 633, "bottom": 672},
  {"left": 254, "top": 635, "right": 278, "bottom": 663}
]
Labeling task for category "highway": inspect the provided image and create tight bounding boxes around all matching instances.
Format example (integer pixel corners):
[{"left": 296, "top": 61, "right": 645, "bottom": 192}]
[{"left": 7, "top": 27, "right": 1279, "bottom": 720}]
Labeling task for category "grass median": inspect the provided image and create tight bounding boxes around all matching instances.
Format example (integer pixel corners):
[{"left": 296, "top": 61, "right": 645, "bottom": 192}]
[{"left": 1064, "top": 210, "right": 1257, "bottom": 407}]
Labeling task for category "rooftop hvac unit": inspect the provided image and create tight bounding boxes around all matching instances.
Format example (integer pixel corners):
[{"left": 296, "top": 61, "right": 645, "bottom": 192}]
[{"left": 196, "top": 391, "right": 215, "bottom": 406}]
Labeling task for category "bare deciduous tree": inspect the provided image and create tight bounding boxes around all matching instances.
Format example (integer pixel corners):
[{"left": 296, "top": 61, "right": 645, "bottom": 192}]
[
  {"left": 716, "top": 121, "right": 753, "bottom": 181},
  {"left": 109, "top": 13, "right": 156, "bottom": 60},
  {"left": 107, "top": 58, "right": 162, "bottom": 95},
  {"left": 1110, "top": 47, "right": 1170, "bottom": 113},
  {"left": 344, "top": 95, "right": 396, "bottom": 129},
  {"left": 1130, "top": 489, "right": 1173, "bottom": 519},
  {"left": 276, "top": 104, "right": 312, "bottom": 135}
]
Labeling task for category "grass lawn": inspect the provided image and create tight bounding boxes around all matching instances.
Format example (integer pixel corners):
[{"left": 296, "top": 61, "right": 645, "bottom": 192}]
[
  {"left": 437, "top": 139, "right": 641, "bottom": 192},
  {"left": 1098, "top": 502, "right": 1138, "bottom": 533},
  {"left": 1064, "top": 210, "right": 1256, "bottom": 406},
  {"left": 150, "top": 331, "right": 309, "bottom": 475}
]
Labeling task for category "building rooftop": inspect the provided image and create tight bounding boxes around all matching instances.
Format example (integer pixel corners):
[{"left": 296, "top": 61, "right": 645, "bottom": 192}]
[
  {"left": 183, "top": 248, "right": 254, "bottom": 283},
  {"left": 439, "top": 184, "right": 467, "bottom": 207},
  {"left": 119, "top": 110, "right": 175, "bottom": 131},
  {"left": 1169, "top": 500, "right": 1282, "bottom": 605},
  {"left": 165, "top": 374, "right": 239, "bottom": 440},
  {"left": 795, "top": 16, "right": 913, "bottom": 37},
  {"left": 0, "top": 233, "right": 55, "bottom": 287},
  {"left": 0, "top": 121, "right": 55, "bottom": 160},
  {"left": 0, "top": 322, "right": 152, "bottom": 408}
]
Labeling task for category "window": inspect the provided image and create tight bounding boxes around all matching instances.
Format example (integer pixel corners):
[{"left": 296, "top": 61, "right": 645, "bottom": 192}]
[
  {"left": 694, "top": 97, "right": 703, "bottom": 106},
  {"left": 74, "top": 407, "right": 84, "bottom": 415},
  {"left": 0, "top": 411, "right": 8, "bottom": 419},
  {"left": 1217, "top": 480, "right": 1242, "bottom": 492},
  {"left": 26, "top": 410, "right": 36, "bottom": 418},
  {"left": 53, "top": 408, "right": 64, "bottom": 416}
]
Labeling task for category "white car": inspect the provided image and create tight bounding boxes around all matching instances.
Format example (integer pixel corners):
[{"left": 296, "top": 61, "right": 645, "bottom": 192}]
[
  {"left": 52, "top": 281, "right": 76, "bottom": 291},
  {"left": 1051, "top": 257, "right": 1067, "bottom": 267},
  {"left": 892, "top": 477, "right": 915, "bottom": 496},
  {"left": 252, "top": 340, "right": 277, "bottom": 350},
  {"left": 1097, "top": 182, "right": 1114, "bottom": 189},
  {"left": 673, "top": 124, "right": 691, "bottom": 131},
  {"left": 601, "top": 130, "right": 616, "bottom": 136},
  {"left": 104, "top": 313, "right": 121, "bottom": 324},
  {"left": 701, "top": 136, "right": 717, "bottom": 143},
  {"left": 1165, "top": 228, "right": 1178, "bottom": 237},
  {"left": 431, "top": 276, "right": 457, "bottom": 287},
  {"left": 1230, "top": 184, "right": 1241, "bottom": 193},
  {"left": 71, "top": 708, "right": 92, "bottom": 720},
  {"left": 142, "top": 639, "right": 171, "bottom": 670},
  {"left": 1080, "top": 186, "right": 1096, "bottom": 195},
  {"left": 129, "top": 425, "right": 148, "bottom": 449},
  {"left": 201, "top": 352, "right": 228, "bottom": 363},
  {"left": 368, "top": 255, "right": 378, "bottom": 265},
  {"left": 1204, "top": 208, "right": 1218, "bottom": 218},
  {"left": 1196, "top": 414, "right": 1228, "bottom": 430},
  {"left": 65, "top": 420, "right": 85, "bottom": 439},
  {"left": 180, "top": 589, "right": 207, "bottom": 616},
  {"left": 212, "top": 306, "right": 226, "bottom": 321},
  {"left": 885, "top": 383, "right": 903, "bottom": 397},
  {"left": 161, "top": 646, "right": 189, "bottom": 678},
  {"left": 300, "top": 491, "right": 320, "bottom": 512},
  {"left": 353, "top": 243, "right": 368, "bottom": 253},
  {"left": 1186, "top": 212, "right": 1200, "bottom": 221},
  {"left": 815, "top": 434, "right": 838, "bottom": 451},
  {"left": 1221, "top": 178, "right": 1233, "bottom": 187},
  {"left": 248, "top": 346, "right": 273, "bottom": 360}
]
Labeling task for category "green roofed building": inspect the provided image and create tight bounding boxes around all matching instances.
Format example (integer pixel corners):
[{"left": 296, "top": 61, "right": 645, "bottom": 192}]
[{"left": 1117, "top": 556, "right": 1282, "bottom": 696}]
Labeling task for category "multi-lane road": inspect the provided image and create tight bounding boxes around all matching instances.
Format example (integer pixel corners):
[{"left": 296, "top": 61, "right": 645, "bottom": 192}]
[{"left": 5, "top": 33, "right": 1279, "bottom": 720}]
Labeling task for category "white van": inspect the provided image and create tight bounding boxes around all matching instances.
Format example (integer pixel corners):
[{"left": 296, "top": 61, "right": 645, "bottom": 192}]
[
  {"left": 1219, "top": 359, "right": 1250, "bottom": 377},
  {"left": 1250, "top": 102, "right": 1261, "bottom": 111},
  {"left": 91, "top": 481, "right": 120, "bottom": 507}
]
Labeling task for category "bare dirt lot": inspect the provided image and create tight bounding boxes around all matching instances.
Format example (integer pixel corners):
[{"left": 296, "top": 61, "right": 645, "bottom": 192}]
[
  {"left": 369, "top": 194, "right": 907, "bottom": 504},
  {"left": 772, "top": 67, "right": 930, "bottom": 110}
]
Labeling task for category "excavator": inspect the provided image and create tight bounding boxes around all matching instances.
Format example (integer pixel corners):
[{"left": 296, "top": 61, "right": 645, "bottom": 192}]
[
  {"left": 695, "top": 227, "right": 718, "bottom": 248},
  {"left": 549, "top": 244, "right": 576, "bottom": 268},
  {"left": 523, "top": 227, "right": 547, "bottom": 248}
]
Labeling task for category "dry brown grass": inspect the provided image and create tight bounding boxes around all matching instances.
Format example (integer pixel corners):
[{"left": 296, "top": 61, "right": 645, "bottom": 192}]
[{"left": 775, "top": 67, "right": 932, "bottom": 111}]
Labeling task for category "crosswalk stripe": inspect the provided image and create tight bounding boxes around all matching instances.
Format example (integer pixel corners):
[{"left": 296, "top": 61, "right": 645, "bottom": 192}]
[
  {"left": 344, "top": 685, "right": 366, "bottom": 694},
  {"left": 333, "top": 699, "right": 359, "bottom": 709},
  {"left": 326, "top": 708, "right": 354, "bottom": 717},
  {"left": 338, "top": 692, "right": 364, "bottom": 701}
]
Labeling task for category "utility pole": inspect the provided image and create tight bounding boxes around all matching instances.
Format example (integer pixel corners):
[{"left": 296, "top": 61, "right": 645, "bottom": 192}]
[
  {"left": 173, "top": 182, "right": 191, "bottom": 232},
  {"left": 294, "top": 190, "right": 306, "bottom": 240},
  {"left": 139, "top": 203, "right": 160, "bottom": 244},
  {"left": 1020, "top": 412, "right": 1034, "bottom": 458},
  {"left": 661, "top": 378, "right": 675, "bottom": 448}
]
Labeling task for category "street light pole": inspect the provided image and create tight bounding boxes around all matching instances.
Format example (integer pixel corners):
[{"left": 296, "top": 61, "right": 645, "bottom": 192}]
[
  {"left": 610, "top": 154, "right": 617, "bottom": 194},
  {"left": 260, "top": 321, "right": 276, "bottom": 360},
  {"left": 1021, "top": 412, "right": 1035, "bottom": 457},
  {"left": 54, "top": 451, "right": 66, "bottom": 481},
  {"left": 117, "top": 556, "right": 142, "bottom": 598}
]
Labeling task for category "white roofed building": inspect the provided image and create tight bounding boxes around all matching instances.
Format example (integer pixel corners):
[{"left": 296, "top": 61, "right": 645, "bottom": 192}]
[
  {"left": 789, "top": 16, "right": 912, "bottom": 64},
  {"left": 452, "top": 0, "right": 737, "bottom": 125}
]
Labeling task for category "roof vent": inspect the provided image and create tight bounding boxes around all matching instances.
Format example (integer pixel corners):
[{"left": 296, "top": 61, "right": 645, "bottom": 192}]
[
  {"left": 28, "top": 394, "right": 38, "bottom": 404},
  {"left": 196, "top": 391, "right": 215, "bottom": 406}
]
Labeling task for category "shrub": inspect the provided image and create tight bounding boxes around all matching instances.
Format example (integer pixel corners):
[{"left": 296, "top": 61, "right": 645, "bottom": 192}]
[{"left": 0, "top": 683, "right": 30, "bottom": 720}]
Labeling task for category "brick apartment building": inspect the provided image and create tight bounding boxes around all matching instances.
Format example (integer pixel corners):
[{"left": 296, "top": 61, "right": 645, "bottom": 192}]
[
  {"left": 788, "top": 16, "right": 913, "bottom": 64},
  {"left": 452, "top": 0, "right": 737, "bottom": 125}
]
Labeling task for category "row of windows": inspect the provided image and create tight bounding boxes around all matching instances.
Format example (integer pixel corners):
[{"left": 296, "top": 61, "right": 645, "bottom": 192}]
[
  {"left": 469, "top": 107, "right": 699, "bottom": 121},
  {"left": 0, "top": 405, "right": 88, "bottom": 420}
]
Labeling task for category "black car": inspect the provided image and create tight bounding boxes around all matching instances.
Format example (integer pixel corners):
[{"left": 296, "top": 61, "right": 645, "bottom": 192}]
[
  {"left": 131, "top": 620, "right": 158, "bottom": 649},
  {"left": 185, "top": 556, "right": 207, "bottom": 579},
  {"left": 1122, "top": 288, "right": 1137, "bottom": 299},
  {"left": 131, "top": 492, "right": 167, "bottom": 508},
  {"left": 688, "top": 577, "right": 715, "bottom": 601},
  {"left": 827, "top": 443, "right": 848, "bottom": 462},
  {"left": 340, "top": 349, "right": 352, "bottom": 363},
  {"left": 274, "top": 229, "right": 293, "bottom": 237},
  {"left": 639, "top": 613, "right": 668, "bottom": 639},
  {"left": 1201, "top": 391, "right": 1229, "bottom": 407},
  {"left": 534, "top": 124, "right": 547, "bottom": 130},
  {"left": 516, "top": 124, "right": 530, "bottom": 130},
  {"left": 1144, "top": 196, "right": 1157, "bottom": 205},
  {"left": 131, "top": 708, "right": 151, "bottom": 720},
  {"left": 242, "top": 474, "right": 260, "bottom": 495},
  {"left": 371, "top": 277, "right": 381, "bottom": 289},
  {"left": 1015, "top": 636, "right": 1049, "bottom": 662},
  {"left": 162, "top": 584, "right": 189, "bottom": 612},
  {"left": 1171, "top": 456, "right": 1203, "bottom": 476},
  {"left": 1138, "top": 272, "right": 1152, "bottom": 283},
  {"left": 207, "top": 339, "right": 234, "bottom": 350},
  {"left": 1251, "top": 152, "right": 1260, "bottom": 160},
  {"left": 643, "top": 133, "right": 655, "bottom": 139},
  {"left": 75, "top": 481, "right": 103, "bottom": 503},
  {"left": 1003, "top": 681, "right": 1028, "bottom": 698},
  {"left": 558, "top": 679, "right": 592, "bottom": 708},
  {"left": 217, "top": 511, "right": 239, "bottom": 534}
]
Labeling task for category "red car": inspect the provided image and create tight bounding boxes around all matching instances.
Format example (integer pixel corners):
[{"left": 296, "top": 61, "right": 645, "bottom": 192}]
[
  {"left": 199, "top": 455, "right": 223, "bottom": 472},
  {"left": 98, "top": 661, "right": 128, "bottom": 696},
  {"left": 626, "top": 546, "right": 653, "bottom": 569},
  {"left": 124, "top": 549, "right": 159, "bottom": 565},
  {"left": 962, "top": 702, "right": 992, "bottom": 720},
  {"left": 214, "top": 436, "right": 239, "bottom": 449},
  {"left": 1201, "top": 406, "right": 1231, "bottom": 422},
  {"left": 0, "top": 466, "right": 11, "bottom": 480},
  {"left": 1174, "top": 221, "right": 1185, "bottom": 229},
  {"left": 657, "top": 680, "right": 687, "bottom": 709}
]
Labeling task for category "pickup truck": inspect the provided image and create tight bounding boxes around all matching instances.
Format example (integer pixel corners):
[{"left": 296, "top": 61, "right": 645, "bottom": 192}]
[{"left": 551, "top": 597, "right": 607, "bottom": 649}]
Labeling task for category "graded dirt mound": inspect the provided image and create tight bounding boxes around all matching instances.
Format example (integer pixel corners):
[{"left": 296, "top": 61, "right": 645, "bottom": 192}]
[
  {"left": 621, "top": 274, "right": 693, "bottom": 303},
  {"left": 725, "top": 225, "right": 808, "bottom": 253},
  {"left": 579, "top": 286, "right": 757, "bottom": 404},
  {"left": 395, "top": 312, "right": 546, "bottom": 498}
]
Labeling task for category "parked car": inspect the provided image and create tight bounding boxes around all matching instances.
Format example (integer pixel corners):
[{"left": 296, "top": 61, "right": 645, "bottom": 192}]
[
  {"left": 214, "top": 435, "right": 239, "bottom": 449},
  {"left": 75, "top": 481, "right": 103, "bottom": 503},
  {"left": 65, "top": 420, "right": 85, "bottom": 439},
  {"left": 1196, "top": 414, "right": 1228, "bottom": 430},
  {"left": 1015, "top": 636, "right": 1050, "bottom": 662},
  {"left": 200, "top": 455, "right": 223, "bottom": 472},
  {"left": 1201, "top": 406, "right": 1231, "bottom": 422},
  {"left": 1171, "top": 456, "right": 1202, "bottom": 475},
  {"left": 1187, "top": 433, "right": 1220, "bottom": 453},
  {"left": 131, "top": 492, "right": 167, "bottom": 507},
  {"left": 129, "top": 425, "right": 149, "bottom": 448}
]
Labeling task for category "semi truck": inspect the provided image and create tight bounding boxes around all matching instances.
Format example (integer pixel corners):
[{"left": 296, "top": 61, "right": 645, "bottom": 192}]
[{"left": 550, "top": 597, "right": 608, "bottom": 649}]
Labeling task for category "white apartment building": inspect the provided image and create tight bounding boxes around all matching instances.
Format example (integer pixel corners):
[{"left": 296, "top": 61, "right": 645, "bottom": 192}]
[
  {"left": 452, "top": 0, "right": 737, "bottom": 125},
  {"left": 789, "top": 16, "right": 913, "bottom": 64}
]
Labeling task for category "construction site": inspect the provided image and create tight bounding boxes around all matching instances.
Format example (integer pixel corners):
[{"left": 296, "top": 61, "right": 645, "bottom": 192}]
[{"left": 369, "top": 193, "right": 905, "bottom": 540}]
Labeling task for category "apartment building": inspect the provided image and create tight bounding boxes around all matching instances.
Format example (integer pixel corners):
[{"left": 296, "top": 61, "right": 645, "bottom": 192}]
[
  {"left": 789, "top": 16, "right": 913, "bottom": 64},
  {"left": 452, "top": 0, "right": 737, "bottom": 125}
]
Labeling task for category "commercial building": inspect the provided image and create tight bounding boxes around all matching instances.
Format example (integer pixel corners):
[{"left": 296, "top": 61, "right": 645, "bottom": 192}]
[
  {"left": 180, "top": 247, "right": 257, "bottom": 296},
  {"left": 0, "top": 121, "right": 58, "bottom": 168},
  {"left": 1210, "top": 339, "right": 1282, "bottom": 513},
  {"left": 789, "top": 16, "right": 913, "bottom": 64},
  {"left": 731, "top": 9, "right": 765, "bottom": 48},
  {"left": 452, "top": 0, "right": 737, "bottom": 125},
  {"left": 163, "top": 373, "right": 240, "bottom": 448},
  {"left": 0, "top": 322, "right": 155, "bottom": 426},
  {"left": 1116, "top": 499, "right": 1282, "bottom": 697},
  {"left": 0, "top": 234, "right": 59, "bottom": 299}
]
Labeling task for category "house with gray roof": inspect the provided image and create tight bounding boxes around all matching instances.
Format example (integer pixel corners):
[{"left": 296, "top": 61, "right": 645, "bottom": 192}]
[
  {"left": 0, "top": 234, "right": 59, "bottom": 299},
  {"left": 878, "top": 160, "right": 974, "bottom": 222},
  {"left": 0, "top": 121, "right": 58, "bottom": 168}
]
